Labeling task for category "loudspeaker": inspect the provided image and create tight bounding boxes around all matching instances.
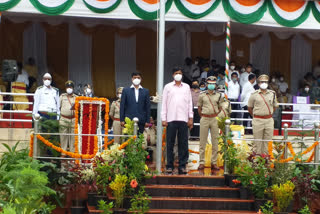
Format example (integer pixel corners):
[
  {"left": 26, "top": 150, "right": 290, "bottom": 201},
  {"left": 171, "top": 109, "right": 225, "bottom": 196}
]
[{"left": 2, "top": 59, "right": 18, "bottom": 82}]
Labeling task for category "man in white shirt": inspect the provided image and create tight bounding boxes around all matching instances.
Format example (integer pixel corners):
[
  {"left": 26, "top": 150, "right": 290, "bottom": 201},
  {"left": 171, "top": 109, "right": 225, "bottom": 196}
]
[
  {"left": 228, "top": 72, "right": 240, "bottom": 120},
  {"left": 183, "top": 57, "right": 200, "bottom": 85},
  {"left": 278, "top": 75, "right": 288, "bottom": 94},
  {"left": 228, "top": 61, "right": 239, "bottom": 80},
  {"left": 33, "top": 73, "right": 60, "bottom": 120},
  {"left": 240, "top": 64, "right": 253, "bottom": 88},
  {"left": 15, "top": 62, "right": 29, "bottom": 87},
  {"left": 240, "top": 74, "right": 256, "bottom": 131}
]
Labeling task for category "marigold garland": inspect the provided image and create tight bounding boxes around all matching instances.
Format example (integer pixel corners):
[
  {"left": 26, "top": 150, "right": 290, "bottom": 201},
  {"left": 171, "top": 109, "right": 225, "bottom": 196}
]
[
  {"left": 36, "top": 134, "right": 98, "bottom": 159},
  {"left": 74, "top": 96, "right": 110, "bottom": 153},
  {"left": 189, "top": 149, "right": 200, "bottom": 154},
  {"left": 104, "top": 139, "right": 114, "bottom": 150},
  {"left": 29, "top": 134, "right": 34, "bottom": 157},
  {"left": 269, "top": 141, "right": 319, "bottom": 164},
  {"left": 117, "top": 136, "right": 136, "bottom": 150}
]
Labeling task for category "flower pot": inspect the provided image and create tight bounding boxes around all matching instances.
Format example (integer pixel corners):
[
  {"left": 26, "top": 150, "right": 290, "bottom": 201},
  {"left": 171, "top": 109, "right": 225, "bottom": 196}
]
[
  {"left": 94, "top": 195, "right": 108, "bottom": 208},
  {"left": 72, "top": 199, "right": 85, "bottom": 207},
  {"left": 112, "top": 208, "right": 127, "bottom": 214},
  {"left": 239, "top": 187, "right": 249, "bottom": 200},
  {"left": 70, "top": 207, "right": 85, "bottom": 214},
  {"left": 274, "top": 212, "right": 288, "bottom": 214},
  {"left": 224, "top": 174, "right": 237, "bottom": 187},
  {"left": 254, "top": 199, "right": 267, "bottom": 211},
  {"left": 87, "top": 192, "right": 97, "bottom": 206}
]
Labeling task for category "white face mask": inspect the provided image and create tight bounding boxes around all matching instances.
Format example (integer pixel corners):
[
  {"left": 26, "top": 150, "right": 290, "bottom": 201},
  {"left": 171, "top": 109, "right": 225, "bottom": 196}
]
[
  {"left": 305, "top": 87, "right": 310, "bottom": 92},
  {"left": 132, "top": 78, "right": 141, "bottom": 86},
  {"left": 86, "top": 88, "right": 92, "bottom": 94},
  {"left": 43, "top": 80, "right": 51, "bottom": 87},
  {"left": 260, "top": 83, "right": 268, "bottom": 90},
  {"left": 272, "top": 78, "right": 276, "bottom": 83},
  {"left": 118, "top": 94, "right": 122, "bottom": 99},
  {"left": 230, "top": 65, "right": 235, "bottom": 70},
  {"left": 66, "top": 88, "right": 73, "bottom": 94},
  {"left": 280, "top": 77, "right": 284, "bottom": 82},
  {"left": 195, "top": 61, "right": 198, "bottom": 65},
  {"left": 174, "top": 74, "right": 183, "bottom": 82},
  {"left": 241, "top": 68, "right": 245, "bottom": 73}
]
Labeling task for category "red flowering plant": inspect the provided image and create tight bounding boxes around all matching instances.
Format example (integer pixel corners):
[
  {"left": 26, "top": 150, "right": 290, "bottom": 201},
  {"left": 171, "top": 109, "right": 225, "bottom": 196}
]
[{"left": 235, "top": 153, "right": 272, "bottom": 199}]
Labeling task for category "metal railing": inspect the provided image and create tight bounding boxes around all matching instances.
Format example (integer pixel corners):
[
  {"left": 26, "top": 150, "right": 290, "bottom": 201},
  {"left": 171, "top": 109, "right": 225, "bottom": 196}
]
[{"left": 0, "top": 92, "right": 34, "bottom": 124}]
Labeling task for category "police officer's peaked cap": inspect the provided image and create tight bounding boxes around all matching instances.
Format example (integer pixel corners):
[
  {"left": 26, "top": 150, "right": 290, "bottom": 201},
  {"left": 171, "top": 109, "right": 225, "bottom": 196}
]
[
  {"left": 258, "top": 74, "right": 269, "bottom": 82},
  {"left": 65, "top": 80, "right": 75, "bottom": 88},
  {"left": 206, "top": 76, "right": 217, "bottom": 83},
  {"left": 117, "top": 87, "right": 124, "bottom": 94}
]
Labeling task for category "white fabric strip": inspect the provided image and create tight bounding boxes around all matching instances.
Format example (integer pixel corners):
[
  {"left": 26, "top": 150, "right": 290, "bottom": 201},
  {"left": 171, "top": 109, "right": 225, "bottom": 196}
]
[
  {"left": 229, "top": 0, "right": 264, "bottom": 15},
  {"left": 0, "top": 0, "right": 10, "bottom": 3},
  {"left": 114, "top": 33, "right": 136, "bottom": 89},
  {"left": 37, "top": 0, "right": 69, "bottom": 8},
  {"left": 68, "top": 23, "right": 92, "bottom": 89},
  {"left": 180, "top": 0, "right": 215, "bottom": 14},
  {"left": 271, "top": 0, "right": 307, "bottom": 21},
  {"left": 83, "top": 0, "right": 118, "bottom": 9}
]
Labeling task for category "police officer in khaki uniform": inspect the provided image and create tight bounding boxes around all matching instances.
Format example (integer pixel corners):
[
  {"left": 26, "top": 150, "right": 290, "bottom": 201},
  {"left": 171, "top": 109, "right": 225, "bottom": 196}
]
[
  {"left": 248, "top": 74, "right": 278, "bottom": 154},
  {"left": 217, "top": 85, "right": 232, "bottom": 119},
  {"left": 110, "top": 87, "right": 123, "bottom": 144},
  {"left": 59, "top": 80, "right": 77, "bottom": 153},
  {"left": 198, "top": 76, "right": 223, "bottom": 171}
]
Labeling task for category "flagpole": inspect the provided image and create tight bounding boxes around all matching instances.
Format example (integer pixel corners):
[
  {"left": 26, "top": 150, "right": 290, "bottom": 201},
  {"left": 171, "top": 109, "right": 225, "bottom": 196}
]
[
  {"left": 156, "top": 0, "right": 166, "bottom": 174},
  {"left": 225, "top": 21, "right": 231, "bottom": 99}
]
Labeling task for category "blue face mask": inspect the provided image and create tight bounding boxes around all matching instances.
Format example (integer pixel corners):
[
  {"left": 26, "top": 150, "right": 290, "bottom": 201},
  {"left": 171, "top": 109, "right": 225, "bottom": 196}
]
[
  {"left": 207, "top": 84, "right": 215, "bottom": 91},
  {"left": 200, "top": 87, "right": 206, "bottom": 91}
]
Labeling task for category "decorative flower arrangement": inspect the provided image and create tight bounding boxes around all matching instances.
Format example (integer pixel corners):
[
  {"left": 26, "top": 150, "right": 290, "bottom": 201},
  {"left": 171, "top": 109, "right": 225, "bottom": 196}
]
[
  {"left": 110, "top": 174, "right": 128, "bottom": 208},
  {"left": 271, "top": 181, "right": 295, "bottom": 212}
]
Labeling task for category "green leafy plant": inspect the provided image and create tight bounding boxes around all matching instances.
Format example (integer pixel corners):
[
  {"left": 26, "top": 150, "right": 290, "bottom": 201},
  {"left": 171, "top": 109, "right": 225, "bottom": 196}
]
[
  {"left": 271, "top": 181, "right": 295, "bottom": 212},
  {"left": 298, "top": 205, "right": 312, "bottom": 214},
  {"left": 260, "top": 201, "right": 274, "bottom": 214},
  {"left": 109, "top": 174, "right": 128, "bottom": 208},
  {"left": 122, "top": 117, "right": 134, "bottom": 135},
  {"left": 128, "top": 187, "right": 151, "bottom": 214},
  {"left": 98, "top": 200, "right": 114, "bottom": 214}
]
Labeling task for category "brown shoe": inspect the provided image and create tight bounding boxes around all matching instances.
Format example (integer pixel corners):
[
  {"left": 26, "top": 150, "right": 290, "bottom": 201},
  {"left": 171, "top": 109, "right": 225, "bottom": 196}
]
[
  {"left": 211, "top": 164, "right": 220, "bottom": 171},
  {"left": 198, "top": 164, "right": 205, "bottom": 170}
]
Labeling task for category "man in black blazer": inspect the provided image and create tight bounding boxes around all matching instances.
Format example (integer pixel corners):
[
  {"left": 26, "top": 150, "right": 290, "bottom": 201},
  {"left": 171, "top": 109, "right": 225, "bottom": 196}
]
[{"left": 120, "top": 72, "right": 151, "bottom": 134}]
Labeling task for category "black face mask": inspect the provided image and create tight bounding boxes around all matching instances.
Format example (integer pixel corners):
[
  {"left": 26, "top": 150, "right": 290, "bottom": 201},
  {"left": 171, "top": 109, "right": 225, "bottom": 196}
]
[{"left": 192, "top": 85, "right": 199, "bottom": 89}]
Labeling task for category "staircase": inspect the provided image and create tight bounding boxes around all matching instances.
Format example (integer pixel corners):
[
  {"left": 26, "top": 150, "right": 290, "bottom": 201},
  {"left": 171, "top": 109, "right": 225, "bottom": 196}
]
[{"left": 144, "top": 175, "right": 256, "bottom": 214}]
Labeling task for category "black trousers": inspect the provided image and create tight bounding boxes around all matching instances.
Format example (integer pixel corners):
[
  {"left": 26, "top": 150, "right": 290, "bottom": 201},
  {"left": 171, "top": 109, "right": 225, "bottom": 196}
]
[
  {"left": 190, "top": 109, "right": 200, "bottom": 138},
  {"left": 166, "top": 121, "right": 189, "bottom": 170},
  {"left": 243, "top": 106, "right": 252, "bottom": 134},
  {"left": 138, "top": 122, "right": 145, "bottom": 134}
]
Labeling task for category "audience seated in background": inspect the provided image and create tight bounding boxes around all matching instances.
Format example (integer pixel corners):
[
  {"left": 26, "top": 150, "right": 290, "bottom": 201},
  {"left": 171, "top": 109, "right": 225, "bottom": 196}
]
[{"left": 15, "top": 62, "right": 29, "bottom": 87}]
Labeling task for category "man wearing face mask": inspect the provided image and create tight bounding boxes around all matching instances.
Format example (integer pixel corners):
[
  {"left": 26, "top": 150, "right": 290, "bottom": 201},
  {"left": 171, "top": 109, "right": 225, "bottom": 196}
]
[
  {"left": 33, "top": 73, "right": 60, "bottom": 120},
  {"left": 197, "top": 76, "right": 223, "bottom": 171},
  {"left": 278, "top": 75, "right": 288, "bottom": 96},
  {"left": 248, "top": 75, "right": 278, "bottom": 154},
  {"left": 228, "top": 72, "right": 240, "bottom": 120},
  {"left": 120, "top": 72, "right": 150, "bottom": 134},
  {"left": 269, "top": 75, "right": 280, "bottom": 98},
  {"left": 240, "top": 64, "right": 253, "bottom": 88},
  {"left": 228, "top": 61, "right": 239, "bottom": 80},
  {"left": 83, "top": 84, "right": 93, "bottom": 97},
  {"left": 110, "top": 87, "right": 123, "bottom": 144},
  {"left": 190, "top": 80, "right": 200, "bottom": 139},
  {"left": 59, "top": 80, "right": 77, "bottom": 153},
  {"left": 162, "top": 67, "right": 193, "bottom": 175}
]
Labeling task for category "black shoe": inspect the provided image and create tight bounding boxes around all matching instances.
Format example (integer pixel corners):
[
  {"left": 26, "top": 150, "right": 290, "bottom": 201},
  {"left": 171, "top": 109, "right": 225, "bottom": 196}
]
[
  {"left": 166, "top": 168, "right": 173, "bottom": 175},
  {"left": 178, "top": 168, "right": 187, "bottom": 175}
]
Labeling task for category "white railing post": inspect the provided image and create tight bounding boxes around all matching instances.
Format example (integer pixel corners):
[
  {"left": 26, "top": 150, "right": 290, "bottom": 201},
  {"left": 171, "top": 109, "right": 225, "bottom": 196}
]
[{"left": 33, "top": 113, "right": 40, "bottom": 158}]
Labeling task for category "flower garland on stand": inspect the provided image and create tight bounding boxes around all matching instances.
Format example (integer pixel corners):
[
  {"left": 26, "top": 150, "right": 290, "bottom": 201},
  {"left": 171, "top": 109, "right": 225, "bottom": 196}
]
[
  {"left": 268, "top": 141, "right": 319, "bottom": 164},
  {"left": 73, "top": 96, "right": 110, "bottom": 163},
  {"left": 29, "top": 134, "right": 34, "bottom": 157}
]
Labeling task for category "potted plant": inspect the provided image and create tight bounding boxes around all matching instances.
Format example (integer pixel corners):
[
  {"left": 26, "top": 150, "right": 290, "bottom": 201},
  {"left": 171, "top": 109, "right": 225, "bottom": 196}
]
[
  {"left": 128, "top": 186, "right": 151, "bottom": 214},
  {"left": 97, "top": 200, "right": 114, "bottom": 214},
  {"left": 109, "top": 174, "right": 128, "bottom": 213},
  {"left": 235, "top": 162, "right": 253, "bottom": 199},
  {"left": 271, "top": 181, "right": 295, "bottom": 214},
  {"left": 260, "top": 201, "right": 274, "bottom": 214},
  {"left": 77, "top": 166, "right": 97, "bottom": 206},
  {"left": 298, "top": 205, "right": 312, "bottom": 214}
]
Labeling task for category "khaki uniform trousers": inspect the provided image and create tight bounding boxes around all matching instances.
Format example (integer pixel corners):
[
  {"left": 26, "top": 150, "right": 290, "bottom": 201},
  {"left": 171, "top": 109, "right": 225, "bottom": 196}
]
[
  {"left": 199, "top": 117, "right": 219, "bottom": 165},
  {"left": 113, "top": 120, "right": 122, "bottom": 144},
  {"left": 59, "top": 117, "right": 75, "bottom": 152},
  {"left": 252, "top": 118, "right": 274, "bottom": 154}
]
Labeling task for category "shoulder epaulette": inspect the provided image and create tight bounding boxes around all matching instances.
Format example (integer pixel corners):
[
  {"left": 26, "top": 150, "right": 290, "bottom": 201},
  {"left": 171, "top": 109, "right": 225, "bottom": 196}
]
[
  {"left": 36, "top": 86, "right": 44, "bottom": 90},
  {"left": 60, "top": 93, "right": 67, "bottom": 96},
  {"left": 200, "top": 90, "right": 207, "bottom": 94}
]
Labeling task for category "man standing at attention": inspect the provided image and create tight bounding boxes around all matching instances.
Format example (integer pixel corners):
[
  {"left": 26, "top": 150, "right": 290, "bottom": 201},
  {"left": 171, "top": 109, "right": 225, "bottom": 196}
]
[
  {"left": 197, "top": 76, "right": 223, "bottom": 171},
  {"left": 120, "top": 72, "right": 150, "bottom": 134},
  {"left": 110, "top": 87, "right": 123, "bottom": 144},
  {"left": 162, "top": 67, "right": 193, "bottom": 175},
  {"left": 248, "top": 74, "right": 278, "bottom": 154},
  {"left": 59, "top": 80, "right": 77, "bottom": 153},
  {"left": 240, "top": 64, "right": 253, "bottom": 88},
  {"left": 33, "top": 73, "right": 60, "bottom": 120}
]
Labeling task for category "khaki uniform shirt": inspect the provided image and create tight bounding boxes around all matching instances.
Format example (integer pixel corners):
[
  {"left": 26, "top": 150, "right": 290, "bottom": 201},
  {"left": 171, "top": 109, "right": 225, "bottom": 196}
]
[
  {"left": 248, "top": 89, "right": 278, "bottom": 116},
  {"left": 198, "top": 91, "right": 223, "bottom": 115},
  {"left": 218, "top": 98, "right": 231, "bottom": 118},
  {"left": 110, "top": 99, "right": 120, "bottom": 119},
  {"left": 60, "top": 93, "right": 77, "bottom": 117}
]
